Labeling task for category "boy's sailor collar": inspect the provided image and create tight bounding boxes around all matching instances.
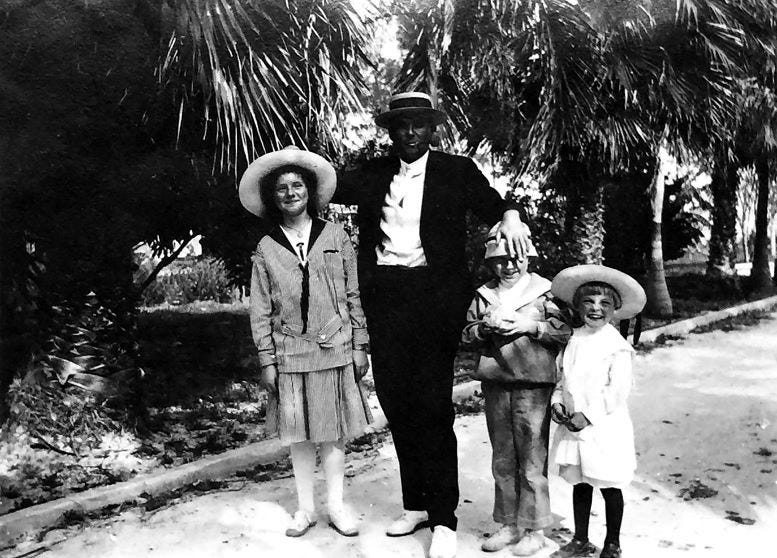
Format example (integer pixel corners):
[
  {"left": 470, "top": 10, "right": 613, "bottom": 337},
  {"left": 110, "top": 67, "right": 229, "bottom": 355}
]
[{"left": 477, "top": 272, "right": 552, "bottom": 309}]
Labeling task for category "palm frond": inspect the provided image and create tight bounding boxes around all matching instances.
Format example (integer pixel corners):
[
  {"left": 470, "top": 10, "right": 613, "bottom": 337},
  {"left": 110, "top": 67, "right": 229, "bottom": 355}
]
[{"left": 159, "top": 0, "right": 373, "bottom": 170}]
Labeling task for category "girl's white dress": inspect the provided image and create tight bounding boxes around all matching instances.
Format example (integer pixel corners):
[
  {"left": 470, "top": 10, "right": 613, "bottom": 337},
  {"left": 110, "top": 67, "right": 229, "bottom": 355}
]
[{"left": 551, "top": 324, "right": 636, "bottom": 488}]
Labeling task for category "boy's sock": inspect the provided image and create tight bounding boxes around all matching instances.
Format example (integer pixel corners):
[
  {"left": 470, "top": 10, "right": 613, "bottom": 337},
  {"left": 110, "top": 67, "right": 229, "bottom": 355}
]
[
  {"left": 600, "top": 487, "right": 624, "bottom": 546},
  {"left": 572, "top": 483, "right": 594, "bottom": 542}
]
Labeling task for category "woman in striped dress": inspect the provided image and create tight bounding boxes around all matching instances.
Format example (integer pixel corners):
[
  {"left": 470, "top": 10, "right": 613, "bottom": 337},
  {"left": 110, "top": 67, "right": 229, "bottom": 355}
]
[{"left": 239, "top": 146, "right": 371, "bottom": 538}]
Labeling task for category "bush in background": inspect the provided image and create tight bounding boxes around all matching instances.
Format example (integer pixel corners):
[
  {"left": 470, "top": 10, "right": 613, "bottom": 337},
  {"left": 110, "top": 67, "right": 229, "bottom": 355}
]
[
  {"left": 667, "top": 273, "right": 744, "bottom": 303},
  {"left": 141, "top": 258, "right": 241, "bottom": 307}
]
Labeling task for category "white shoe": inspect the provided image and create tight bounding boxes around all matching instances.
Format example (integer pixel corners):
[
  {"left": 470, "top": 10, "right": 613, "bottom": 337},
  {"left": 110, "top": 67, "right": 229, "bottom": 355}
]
[
  {"left": 512, "top": 530, "right": 548, "bottom": 556},
  {"left": 329, "top": 505, "right": 359, "bottom": 537},
  {"left": 481, "top": 524, "right": 522, "bottom": 552},
  {"left": 429, "top": 525, "right": 457, "bottom": 558},
  {"left": 285, "top": 510, "right": 317, "bottom": 537},
  {"left": 386, "top": 509, "right": 429, "bottom": 536}
]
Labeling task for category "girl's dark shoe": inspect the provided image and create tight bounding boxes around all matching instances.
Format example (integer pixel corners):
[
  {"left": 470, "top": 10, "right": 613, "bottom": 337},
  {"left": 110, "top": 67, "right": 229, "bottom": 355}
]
[
  {"left": 600, "top": 542, "right": 622, "bottom": 558},
  {"left": 550, "top": 538, "right": 597, "bottom": 557}
]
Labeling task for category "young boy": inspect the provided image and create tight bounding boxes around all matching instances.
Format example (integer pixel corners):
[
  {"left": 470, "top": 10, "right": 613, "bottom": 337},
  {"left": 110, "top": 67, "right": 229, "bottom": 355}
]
[{"left": 462, "top": 224, "right": 571, "bottom": 554}]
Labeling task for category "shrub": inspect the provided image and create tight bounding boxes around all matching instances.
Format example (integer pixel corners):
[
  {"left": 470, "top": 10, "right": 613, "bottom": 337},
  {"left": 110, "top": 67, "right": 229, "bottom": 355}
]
[
  {"left": 666, "top": 273, "right": 744, "bottom": 302},
  {"left": 140, "top": 258, "right": 241, "bottom": 307}
]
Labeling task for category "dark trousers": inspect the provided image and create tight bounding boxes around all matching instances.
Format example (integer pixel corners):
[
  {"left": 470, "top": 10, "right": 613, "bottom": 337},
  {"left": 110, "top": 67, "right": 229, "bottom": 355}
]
[{"left": 364, "top": 266, "right": 463, "bottom": 531}]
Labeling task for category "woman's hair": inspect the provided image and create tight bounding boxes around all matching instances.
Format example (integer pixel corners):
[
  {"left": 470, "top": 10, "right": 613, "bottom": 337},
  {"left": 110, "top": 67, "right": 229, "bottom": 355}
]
[
  {"left": 259, "top": 164, "right": 319, "bottom": 223},
  {"left": 572, "top": 281, "right": 623, "bottom": 310}
]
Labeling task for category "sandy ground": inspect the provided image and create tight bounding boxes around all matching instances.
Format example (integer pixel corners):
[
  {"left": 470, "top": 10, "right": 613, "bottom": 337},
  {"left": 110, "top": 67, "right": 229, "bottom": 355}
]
[{"left": 14, "top": 313, "right": 777, "bottom": 558}]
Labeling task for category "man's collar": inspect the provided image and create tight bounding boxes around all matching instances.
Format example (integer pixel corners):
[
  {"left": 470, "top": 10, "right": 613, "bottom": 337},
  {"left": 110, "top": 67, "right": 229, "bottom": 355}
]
[{"left": 399, "top": 150, "right": 429, "bottom": 176}]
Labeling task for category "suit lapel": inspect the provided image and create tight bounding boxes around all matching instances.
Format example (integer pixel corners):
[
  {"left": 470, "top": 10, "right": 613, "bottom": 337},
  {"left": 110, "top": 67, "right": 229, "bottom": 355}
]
[
  {"left": 375, "top": 157, "right": 399, "bottom": 205},
  {"left": 420, "top": 150, "right": 445, "bottom": 238}
]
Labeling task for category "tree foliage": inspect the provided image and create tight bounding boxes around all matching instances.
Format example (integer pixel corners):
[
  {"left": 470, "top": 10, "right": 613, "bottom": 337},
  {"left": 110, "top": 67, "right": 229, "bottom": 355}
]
[{"left": 0, "top": 0, "right": 373, "bottom": 413}]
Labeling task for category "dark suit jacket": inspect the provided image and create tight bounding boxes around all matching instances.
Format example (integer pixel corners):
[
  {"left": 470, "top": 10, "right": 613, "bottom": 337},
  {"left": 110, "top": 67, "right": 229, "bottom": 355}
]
[{"left": 334, "top": 150, "right": 521, "bottom": 318}]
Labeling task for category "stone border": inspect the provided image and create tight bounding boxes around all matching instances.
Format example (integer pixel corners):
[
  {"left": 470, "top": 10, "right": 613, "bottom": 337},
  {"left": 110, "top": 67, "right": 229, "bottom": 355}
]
[
  {"left": 635, "top": 294, "right": 777, "bottom": 344},
  {"left": 3, "top": 295, "right": 776, "bottom": 548}
]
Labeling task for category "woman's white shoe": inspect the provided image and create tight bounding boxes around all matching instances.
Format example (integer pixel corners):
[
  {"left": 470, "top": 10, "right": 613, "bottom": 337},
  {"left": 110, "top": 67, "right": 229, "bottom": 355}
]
[
  {"left": 285, "top": 510, "right": 317, "bottom": 537},
  {"left": 328, "top": 505, "right": 359, "bottom": 537}
]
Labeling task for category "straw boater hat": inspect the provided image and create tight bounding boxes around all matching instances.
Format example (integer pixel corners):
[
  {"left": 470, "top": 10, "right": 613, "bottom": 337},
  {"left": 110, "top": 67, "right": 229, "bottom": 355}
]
[
  {"left": 375, "top": 92, "right": 448, "bottom": 128},
  {"left": 551, "top": 264, "right": 646, "bottom": 320},
  {"left": 238, "top": 146, "right": 336, "bottom": 217},
  {"left": 484, "top": 222, "right": 538, "bottom": 259}
]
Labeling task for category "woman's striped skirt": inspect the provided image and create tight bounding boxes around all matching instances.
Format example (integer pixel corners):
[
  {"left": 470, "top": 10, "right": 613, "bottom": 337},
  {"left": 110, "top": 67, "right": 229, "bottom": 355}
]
[{"left": 265, "top": 365, "right": 372, "bottom": 445}]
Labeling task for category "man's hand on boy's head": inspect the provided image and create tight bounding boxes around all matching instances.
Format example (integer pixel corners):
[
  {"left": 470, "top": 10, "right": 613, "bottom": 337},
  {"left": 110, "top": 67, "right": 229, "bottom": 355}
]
[{"left": 495, "top": 209, "right": 529, "bottom": 260}]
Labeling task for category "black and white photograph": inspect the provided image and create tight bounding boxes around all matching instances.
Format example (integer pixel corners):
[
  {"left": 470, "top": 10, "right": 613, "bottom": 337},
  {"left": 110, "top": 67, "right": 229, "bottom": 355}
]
[{"left": 1, "top": 1, "right": 776, "bottom": 557}]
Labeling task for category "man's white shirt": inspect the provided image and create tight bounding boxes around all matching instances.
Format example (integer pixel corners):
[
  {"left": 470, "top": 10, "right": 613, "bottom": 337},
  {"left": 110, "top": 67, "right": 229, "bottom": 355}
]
[{"left": 376, "top": 151, "right": 429, "bottom": 267}]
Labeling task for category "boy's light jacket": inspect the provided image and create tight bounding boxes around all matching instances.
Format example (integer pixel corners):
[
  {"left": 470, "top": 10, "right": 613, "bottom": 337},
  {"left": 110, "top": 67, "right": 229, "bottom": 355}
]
[
  {"left": 462, "top": 273, "right": 571, "bottom": 383},
  {"left": 250, "top": 219, "right": 369, "bottom": 373}
]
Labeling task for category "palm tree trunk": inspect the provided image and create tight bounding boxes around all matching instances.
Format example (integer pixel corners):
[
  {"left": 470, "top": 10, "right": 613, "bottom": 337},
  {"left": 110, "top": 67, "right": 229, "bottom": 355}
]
[
  {"left": 560, "top": 159, "right": 605, "bottom": 265},
  {"left": 772, "top": 219, "right": 777, "bottom": 283},
  {"left": 644, "top": 149, "right": 673, "bottom": 317},
  {"left": 751, "top": 156, "right": 774, "bottom": 294},
  {"left": 707, "top": 158, "right": 739, "bottom": 276}
]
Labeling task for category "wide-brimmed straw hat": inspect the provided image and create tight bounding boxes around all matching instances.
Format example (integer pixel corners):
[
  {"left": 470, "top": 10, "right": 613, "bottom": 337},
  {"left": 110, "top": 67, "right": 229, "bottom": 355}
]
[
  {"left": 551, "top": 264, "right": 646, "bottom": 320},
  {"left": 238, "top": 146, "right": 336, "bottom": 217},
  {"left": 375, "top": 92, "right": 448, "bottom": 128},
  {"left": 484, "top": 222, "right": 538, "bottom": 259}
]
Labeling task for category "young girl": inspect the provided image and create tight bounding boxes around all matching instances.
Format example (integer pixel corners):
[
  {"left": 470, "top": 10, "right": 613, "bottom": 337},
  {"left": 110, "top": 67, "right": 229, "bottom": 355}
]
[
  {"left": 239, "top": 146, "right": 371, "bottom": 538},
  {"left": 549, "top": 265, "right": 646, "bottom": 558},
  {"left": 462, "top": 224, "right": 571, "bottom": 555}
]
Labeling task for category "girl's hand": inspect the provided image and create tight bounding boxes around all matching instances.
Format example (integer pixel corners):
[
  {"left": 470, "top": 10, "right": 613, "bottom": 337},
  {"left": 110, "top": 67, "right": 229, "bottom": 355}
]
[
  {"left": 261, "top": 364, "right": 278, "bottom": 396},
  {"left": 478, "top": 321, "right": 495, "bottom": 337},
  {"left": 353, "top": 348, "right": 370, "bottom": 380},
  {"left": 566, "top": 412, "right": 591, "bottom": 432},
  {"left": 550, "top": 403, "right": 569, "bottom": 424}
]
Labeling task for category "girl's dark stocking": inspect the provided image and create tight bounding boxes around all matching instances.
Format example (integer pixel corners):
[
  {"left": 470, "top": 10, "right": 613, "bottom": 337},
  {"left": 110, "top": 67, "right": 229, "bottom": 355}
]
[
  {"left": 572, "top": 483, "right": 594, "bottom": 542},
  {"left": 600, "top": 487, "right": 624, "bottom": 546}
]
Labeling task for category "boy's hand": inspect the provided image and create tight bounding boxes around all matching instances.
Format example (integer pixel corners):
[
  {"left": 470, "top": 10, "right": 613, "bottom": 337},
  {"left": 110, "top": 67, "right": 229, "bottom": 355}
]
[
  {"left": 353, "top": 348, "right": 370, "bottom": 380},
  {"left": 566, "top": 412, "right": 591, "bottom": 432},
  {"left": 261, "top": 364, "right": 278, "bottom": 396},
  {"left": 551, "top": 403, "right": 569, "bottom": 424},
  {"left": 496, "top": 314, "right": 538, "bottom": 336}
]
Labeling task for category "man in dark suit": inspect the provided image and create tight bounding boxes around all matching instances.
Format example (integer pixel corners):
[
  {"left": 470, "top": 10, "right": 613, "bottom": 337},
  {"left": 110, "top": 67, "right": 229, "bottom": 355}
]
[{"left": 333, "top": 92, "right": 529, "bottom": 558}]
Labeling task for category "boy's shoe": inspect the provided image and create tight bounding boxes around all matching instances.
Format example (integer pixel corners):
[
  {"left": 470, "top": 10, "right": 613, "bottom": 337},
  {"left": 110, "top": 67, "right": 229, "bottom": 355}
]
[
  {"left": 550, "top": 538, "right": 597, "bottom": 557},
  {"left": 512, "top": 530, "right": 548, "bottom": 556},
  {"left": 386, "top": 510, "right": 429, "bottom": 536},
  {"left": 328, "top": 505, "right": 359, "bottom": 537},
  {"left": 480, "top": 524, "right": 522, "bottom": 552},
  {"left": 285, "top": 510, "right": 317, "bottom": 537},
  {"left": 599, "top": 542, "right": 621, "bottom": 558},
  {"left": 429, "top": 525, "right": 457, "bottom": 558}
]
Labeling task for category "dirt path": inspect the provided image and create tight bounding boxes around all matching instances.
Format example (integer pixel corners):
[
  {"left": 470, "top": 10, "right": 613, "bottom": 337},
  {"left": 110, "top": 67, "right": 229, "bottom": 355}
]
[{"left": 20, "top": 314, "right": 777, "bottom": 558}]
